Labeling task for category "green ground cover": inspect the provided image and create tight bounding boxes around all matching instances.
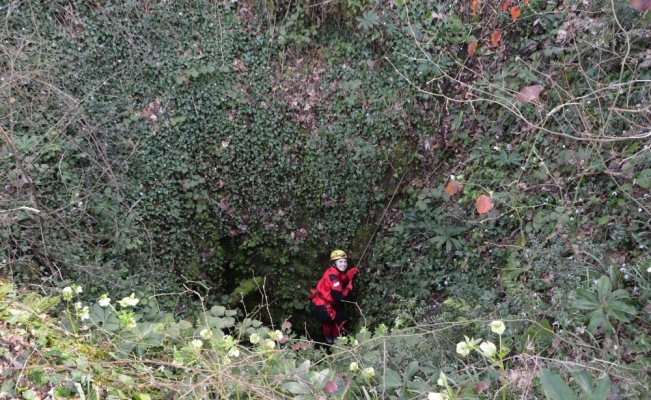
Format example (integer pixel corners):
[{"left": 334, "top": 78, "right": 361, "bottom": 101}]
[{"left": 1, "top": 0, "right": 651, "bottom": 398}]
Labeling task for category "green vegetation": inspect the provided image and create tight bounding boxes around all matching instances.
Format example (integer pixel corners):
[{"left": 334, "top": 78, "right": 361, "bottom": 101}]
[{"left": 2, "top": 0, "right": 651, "bottom": 398}]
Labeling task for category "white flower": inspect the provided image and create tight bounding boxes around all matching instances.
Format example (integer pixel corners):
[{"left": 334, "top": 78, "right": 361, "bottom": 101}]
[
  {"left": 74, "top": 285, "right": 83, "bottom": 294},
  {"left": 249, "top": 333, "right": 260, "bottom": 344},
  {"left": 428, "top": 393, "right": 445, "bottom": 400},
  {"left": 98, "top": 294, "right": 111, "bottom": 307},
  {"left": 349, "top": 362, "right": 359, "bottom": 371},
  {"left": 269, "top": 330, "right": 283, "bottom": 341},
  {"left": 118, "top": 293, "right": 140, "bottom": 307},
  {"left": 264, "top": 339, "right": 276, "bottom": 349},
  {"left": 74, "top": 302, "right": 83, "bottom": 310},
  {"left": 456, "top": 341, "right": 471, "bottom": 356},
  {"left": 489, "top": 320, "right": 506, "bottom": 335},
  {"left": 200, "top": 329, "right": 212, "bottom": 339},
  {"left": 227, "top": 347, "right": 240, "bottom": 357},
  {"left": 80, "top": 306, "right": 90, "bottom": 321},
  {"left": 647, "top": 266, "right": 651, "bottom": 273},
  {"left": 191, "top": 339, "right": 203, "bottom": 348},
  {"left": 437, "top": 372, "right": 447, "bottom": 386},
  {"left": 479, "top": 341, "right": 497, "bottom": 358},
  {"left": 362, "top": 367, "right": 375, "bottom": 378},
  {"left": 62, "top": 287, "right": 73, "bottom": 301}
]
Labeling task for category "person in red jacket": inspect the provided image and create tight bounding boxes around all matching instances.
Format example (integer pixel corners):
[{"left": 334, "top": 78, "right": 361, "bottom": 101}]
[{"left": 310, "top": 249, "right": 359, "bottom": 344}]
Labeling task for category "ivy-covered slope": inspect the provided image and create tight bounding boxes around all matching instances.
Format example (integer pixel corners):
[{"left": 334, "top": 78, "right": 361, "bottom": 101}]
[{"left": 0, "top": 0, "right": 428, "bottom": 327}]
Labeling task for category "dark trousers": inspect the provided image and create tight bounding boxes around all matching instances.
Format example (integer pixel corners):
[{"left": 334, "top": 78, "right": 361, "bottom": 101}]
[{"left": 310, "top": 301, "right": 348, "bottom": 339}]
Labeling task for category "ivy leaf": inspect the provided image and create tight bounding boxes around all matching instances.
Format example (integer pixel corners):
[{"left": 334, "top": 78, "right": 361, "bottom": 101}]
[
  {"left": 510, "top": 6, "right": 521, "bottom": 21},
  {"left": 476, "top": 194, "right": 494, "bottom": 214},
  {"left": 445, "top": 180, "right": 462, "bottom": 195},
  {"left": 356, "top": 12, "right": 380, "bottom": 30},
  {"left": 631, "top": 0, "right": 651, "bottom": 10},
  {"left": 491, "top": 31, "right": 502, "bottom": 46},
  {"left": 468, "top": 40, "right": 478, "bottom": 56},
  {"left": 516, "top": 85, "right": 544, "bottom": 102}
]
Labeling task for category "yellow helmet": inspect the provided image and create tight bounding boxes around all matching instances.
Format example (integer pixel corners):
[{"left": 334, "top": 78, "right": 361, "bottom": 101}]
[{"left": 330, "top": 249, "right": 347, "bottom": 262}]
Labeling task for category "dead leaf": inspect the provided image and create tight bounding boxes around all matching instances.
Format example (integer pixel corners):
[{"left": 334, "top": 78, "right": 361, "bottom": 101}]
[
  {"left": 510, "top": 6, "right": 521, "bottom": 21},
  {"left": 468, "top": 40, "right": 478, "bottom": 56},
  {"left": 502, "top": 0, "right": 511, "bottom": 11},
  {"left": 471, "top": 0, "right": 480, "bottom": 14},
  {"left": 491, "top": 31, "right": 502, "bottom": 46},
  {"left": 631, "top": 0, "right": 651, "bottom": 10},
  {"left": 476, "top": 194, "right": 494, "bottom": 214},
  {"left": 474, "top": 381, "right": 491, "bottom": 394},
  {"left": 233, "top": 59, "right": 246, "bottom": 72},
  {"left": 523, "top": 0, "right": 529, "bottom": 4},
  {"left": 446, "top": 180, "right": 462, "bottom": 195},
  {"left": 516, "top": 85, "right": 544, "bottom": 102},
  {"left": 540, "top": 272, "right": 554, "bottom": 284}
]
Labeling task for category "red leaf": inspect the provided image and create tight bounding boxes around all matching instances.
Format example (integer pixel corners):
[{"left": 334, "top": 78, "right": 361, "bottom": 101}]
[
  {"left": 476, "top": 195, "right": 494, "bottom": 214},
  {"left": 510, "top": 6, "right": 521, "bottom": 21},
  {"left": 283, "top": 321, "right": 292, "bottom": 329},
  {"left": 280, "top": 334, "right": 289, "bottom": 344},
  {"left": 468, "top": 41, "right": 478, "bottom": 56},
  {"left": 291, "top": 343, "right": 301, "bottom": 350},
  {"left": 491, "top": 31, "right": 502, "bottom": 47},
  {"left": 446, "top": 180, "right": 462, "bottom": 195},
  {"left": 324, "top": 380, "right": 338, "bottom": 393},
  {"left": 631, "top": 0, "right": 651, "bottom": 10},
  {"left": 300, "top": 343, "right": 311, "bottom": 350},
  {"left": 471, "top": 0, "right": 480, "bottom": 14},
  {"left": 474, "top": 381, "right": 491, "bottom": 394},
  {"left": 516, "top": 85, "right": 544, "bottom": 102},
  {"left": 502, "top": 0, "right": 511, "bottom": 11},
  {"left": 523, "top": 0, "right": 529, "bottom": 4}
]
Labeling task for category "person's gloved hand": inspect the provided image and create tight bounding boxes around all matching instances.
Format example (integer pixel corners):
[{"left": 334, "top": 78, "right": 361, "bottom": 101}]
[
  {"left": 346, "top": 267, "right": 359, "bottom": 280},
  {"left": 345, "top": 281, "right": 353, "bottom": 292}
]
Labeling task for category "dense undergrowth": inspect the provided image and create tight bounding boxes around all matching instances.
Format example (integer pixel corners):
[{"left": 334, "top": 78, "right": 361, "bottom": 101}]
[{"left": 2, "top": 0, "right": 651, "bottom": 398}]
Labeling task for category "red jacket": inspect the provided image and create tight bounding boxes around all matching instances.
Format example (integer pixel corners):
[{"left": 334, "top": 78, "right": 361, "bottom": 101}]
[{"left": 312, "top": 266, "right": 358, "bottom": 307}]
